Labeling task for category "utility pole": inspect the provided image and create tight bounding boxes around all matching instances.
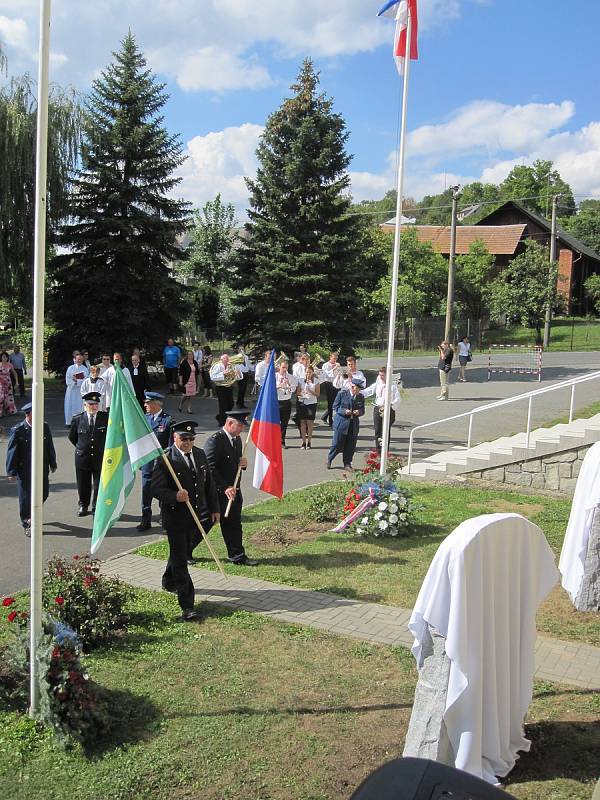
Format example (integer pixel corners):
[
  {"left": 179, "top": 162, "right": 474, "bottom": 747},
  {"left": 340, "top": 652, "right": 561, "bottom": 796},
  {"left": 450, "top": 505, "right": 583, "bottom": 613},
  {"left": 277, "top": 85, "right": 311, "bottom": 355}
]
[
  {"left": 542, "top": 194, "right": 560, "bottom": 349},
  {"left": 444, "top": 185, "right": 460, "bottom": 341}
]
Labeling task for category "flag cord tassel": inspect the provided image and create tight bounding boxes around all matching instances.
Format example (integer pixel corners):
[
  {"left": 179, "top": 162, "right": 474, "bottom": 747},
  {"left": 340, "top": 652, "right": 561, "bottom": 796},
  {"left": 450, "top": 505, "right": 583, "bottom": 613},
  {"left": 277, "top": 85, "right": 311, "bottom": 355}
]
[
  {"left": 160, "top": 452, "right": 226, "bottom": 577},
  {"left": 224, "top": 418, "right": 255, "bottom": 518}
]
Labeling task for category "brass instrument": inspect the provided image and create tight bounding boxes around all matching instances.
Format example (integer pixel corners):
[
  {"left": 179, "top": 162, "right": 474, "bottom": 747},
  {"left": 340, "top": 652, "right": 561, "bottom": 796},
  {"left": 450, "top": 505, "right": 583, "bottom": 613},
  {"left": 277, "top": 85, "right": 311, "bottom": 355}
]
[
  {"left": 310, "top": 353, "right": 324, "bottom": 378},
  {"left": 274, "top": 350, "right": 289, "bottom": 367},
  {"left": 212, "top": 353, "right": 245, "bottom": 387}
]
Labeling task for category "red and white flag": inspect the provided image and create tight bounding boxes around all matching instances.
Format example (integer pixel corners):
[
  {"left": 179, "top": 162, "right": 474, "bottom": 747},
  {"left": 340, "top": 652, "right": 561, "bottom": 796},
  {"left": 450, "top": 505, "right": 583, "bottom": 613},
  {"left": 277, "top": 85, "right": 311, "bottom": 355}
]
[{"left": 377, "top": 0, "right": 418, "bottom": 74}]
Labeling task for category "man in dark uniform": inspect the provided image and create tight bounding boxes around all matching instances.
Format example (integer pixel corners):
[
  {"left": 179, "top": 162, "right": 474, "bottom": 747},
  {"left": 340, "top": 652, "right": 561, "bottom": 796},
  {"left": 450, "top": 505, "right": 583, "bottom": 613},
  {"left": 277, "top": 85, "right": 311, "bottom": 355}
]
[
  {"left": 151, "top": 420, "right": 220, "bottom": 621},
  {"left": 68, "top": 391, "right": 108, "bottom": 516},
  {"left": 137, "top": 391, "right": 173, "bottom": 532},
  {"left": 203, "top": 410, "right": 258, "bottom": 566},
  {"left": 5, "top": 403, "right": 57, "bottom": 536},
  {"left": 327, "top": 378, "right": 365, "bottom": 471}
]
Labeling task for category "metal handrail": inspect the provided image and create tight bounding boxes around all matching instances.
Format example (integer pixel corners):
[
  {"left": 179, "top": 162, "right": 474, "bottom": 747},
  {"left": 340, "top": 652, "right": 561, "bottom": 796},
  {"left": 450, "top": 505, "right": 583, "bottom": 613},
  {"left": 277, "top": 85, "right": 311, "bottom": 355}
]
[{"left": 406, "top": 369, "right": 600, "bottom": 474}]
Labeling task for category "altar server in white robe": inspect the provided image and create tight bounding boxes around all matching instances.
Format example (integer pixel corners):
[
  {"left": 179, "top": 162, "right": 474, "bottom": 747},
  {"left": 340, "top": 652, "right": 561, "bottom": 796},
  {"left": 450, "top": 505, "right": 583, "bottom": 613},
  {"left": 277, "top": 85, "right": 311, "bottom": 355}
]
[
  {"left": 102, "top": 352, "right": 134, "bottom": 409},
  {"left": 559, "top": 440, "right": 600, "bottom": 606},
  {"left": 64, "top": 353, "right": 89, "bottom": 425},
  {"left": 407, "top": 512, "right": 557, "bottom": 785}
]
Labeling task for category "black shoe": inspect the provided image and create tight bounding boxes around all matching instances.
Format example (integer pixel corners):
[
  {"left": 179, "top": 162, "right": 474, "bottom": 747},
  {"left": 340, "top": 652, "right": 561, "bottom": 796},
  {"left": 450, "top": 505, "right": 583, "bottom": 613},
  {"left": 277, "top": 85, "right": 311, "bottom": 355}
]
[
  {"left": 320, "top": 413, "right": 328, "bottom": 422},
  {"left": 326, "top": 461, "right": 332, "bottom": 470},
  {"left": 23, "top": 522, "right": 31, "bottom": 538},
  {"left": 231, "top": 555, "right": 259, "bottom": 566},
  {"left": 282, "top": 441, "right": 288, "bottom": 449},
  {"left": 77, "top": 505, "right": 88, "bottom": 517},
  {"left": 343, "top": 464, "right": 354, "bottom": 472},
  {"left": 300, "top": 442, "right": 306, "bottom": 449},
  {"left": 181, "top": 609, "right": 201, "bottom": 621},
  {"left": 137, "top": 519, "right": 152, "bottom": 532},
  {"left": 187, "top": 557, "right": 200, "bottom": 566}
]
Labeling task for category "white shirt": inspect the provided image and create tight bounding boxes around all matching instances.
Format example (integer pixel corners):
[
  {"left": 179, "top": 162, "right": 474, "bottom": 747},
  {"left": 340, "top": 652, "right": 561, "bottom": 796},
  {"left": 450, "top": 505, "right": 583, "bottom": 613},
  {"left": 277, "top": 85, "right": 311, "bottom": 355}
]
[
  {"left": 297, "top": 378, "right": 319, "bottom": 405},
  {"left": 276, "top": 371, "right": 298, "bottom": 401},
  {"left": 292, "top": 362, "right": 307, "bottom": 381},
  {"left": 103, "top": 364, "right": 134, "bottom": 406},
  {"left": 322, "top": 360, "right": 341, "bottom": 382},
  {"left": 458, "top": 341, "right": 471, "bottom": 357},
  {"left": 80, "top": 377, "right": 107, "bottom": 411},
  {"left": 210, "top": 361, "right": 242, "bottom": 384},
  {"left": 362, "top": 377, "right": 401, "bottom": 412},
  {"left": 335, "top": 368, "right": 366, "bottom": 391},
  {"left": 238, "top": 354, "right": 250, "bottom": 374},
  {"left": 255, "top": 359, "right": 269, "bottom": 386},
  {"left": 408, "top": 513, "right": 557, "bottom": 784}
]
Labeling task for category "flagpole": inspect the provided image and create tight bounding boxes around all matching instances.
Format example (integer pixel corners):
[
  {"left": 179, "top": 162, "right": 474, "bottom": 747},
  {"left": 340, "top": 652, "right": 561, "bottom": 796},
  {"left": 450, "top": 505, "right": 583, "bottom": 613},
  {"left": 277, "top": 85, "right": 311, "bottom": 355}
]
[
  {"left": 380, "top": 7, "right": 413, "bottom": 477},
  {"left": 224, "top": 418, "right": 255, "bottom": 518},
  {"left": 159, "top": 453, "right": 226, "bottom": 577},
  {"left": 29, "top": 0, "right": 52, "bottom": 718}
]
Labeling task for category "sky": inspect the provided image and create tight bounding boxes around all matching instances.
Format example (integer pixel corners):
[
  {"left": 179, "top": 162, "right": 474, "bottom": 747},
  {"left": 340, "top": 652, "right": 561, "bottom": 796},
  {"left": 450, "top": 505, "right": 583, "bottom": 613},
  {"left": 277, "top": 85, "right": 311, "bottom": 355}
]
[{"left": 1, "top": 0, "right": 600, "bottom": 218}]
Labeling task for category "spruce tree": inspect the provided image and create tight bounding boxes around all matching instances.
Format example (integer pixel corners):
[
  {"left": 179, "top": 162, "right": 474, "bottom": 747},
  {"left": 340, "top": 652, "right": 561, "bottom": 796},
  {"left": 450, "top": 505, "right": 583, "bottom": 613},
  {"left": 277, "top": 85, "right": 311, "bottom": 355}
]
[
  {"left": 229, "top": 59, "right": 383, "bottom": 353},
  {"left": 48, "top": 33, "right": 189, "bottom": 368}
]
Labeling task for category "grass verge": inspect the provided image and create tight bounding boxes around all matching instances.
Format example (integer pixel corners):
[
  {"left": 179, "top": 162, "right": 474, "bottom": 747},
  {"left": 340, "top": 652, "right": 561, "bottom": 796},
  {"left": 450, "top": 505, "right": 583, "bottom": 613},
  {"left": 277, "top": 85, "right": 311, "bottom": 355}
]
[
  {"left": 137, "top": 482, "right": 600, "bottom": 647},
  {"left": 0, "top": 588, "right": 597, "bottom": 800}
]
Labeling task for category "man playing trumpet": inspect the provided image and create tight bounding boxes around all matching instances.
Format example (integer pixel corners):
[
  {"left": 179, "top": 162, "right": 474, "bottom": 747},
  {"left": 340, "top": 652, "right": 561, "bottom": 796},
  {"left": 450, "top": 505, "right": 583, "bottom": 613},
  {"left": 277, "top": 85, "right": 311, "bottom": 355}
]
[
  {"left": 209, "top": 353, "right": 243, "bottom": 427},
  {"left": 362, "top": 367, "right": 401, "bottom": 453}
]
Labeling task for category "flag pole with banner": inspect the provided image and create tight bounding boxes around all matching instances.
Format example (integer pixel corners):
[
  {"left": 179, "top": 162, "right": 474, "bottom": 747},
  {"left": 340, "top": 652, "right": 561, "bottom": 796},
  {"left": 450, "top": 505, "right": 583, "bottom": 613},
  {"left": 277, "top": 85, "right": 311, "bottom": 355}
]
[
  {"left": 377, "top": 0, "right": 418, "bottom": 476},
  {"left": 92, "top": 367, "right": 225, "bottom": 575}
]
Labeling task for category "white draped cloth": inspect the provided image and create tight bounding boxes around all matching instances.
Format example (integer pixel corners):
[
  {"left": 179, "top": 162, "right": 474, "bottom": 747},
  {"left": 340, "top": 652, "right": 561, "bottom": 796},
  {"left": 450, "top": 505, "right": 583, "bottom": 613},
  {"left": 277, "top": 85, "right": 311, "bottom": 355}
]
[
  {"left": 64, "top": 363, "right": 89, "bottom": 424},
  {"left": 559, "top": 441, "right": 600, "bottom": 604},
  {"left": 408, "top": 512, "right": 558, "bottom": 784}
]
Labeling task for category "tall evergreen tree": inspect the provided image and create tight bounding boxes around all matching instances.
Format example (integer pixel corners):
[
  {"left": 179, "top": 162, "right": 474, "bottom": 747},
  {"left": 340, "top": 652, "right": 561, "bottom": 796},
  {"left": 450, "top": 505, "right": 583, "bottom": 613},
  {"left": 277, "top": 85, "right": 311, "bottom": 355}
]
[
  {"left": 229, "top": 59, "right": 384, "bottom": 352},
  {"left": 48, "top": 33, "right": 189, "bottom": 368}
]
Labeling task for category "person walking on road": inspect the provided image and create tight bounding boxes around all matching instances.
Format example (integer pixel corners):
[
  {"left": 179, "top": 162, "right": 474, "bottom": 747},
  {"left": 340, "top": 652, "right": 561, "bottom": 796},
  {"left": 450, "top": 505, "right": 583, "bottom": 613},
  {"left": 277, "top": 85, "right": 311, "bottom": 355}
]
[
  {"left": 436, "top": 341, "right": 454, "bottom": 401},
  {"left": 458, "top": 336, "right": 471, "bottom": 382},
  {"left": 327, "top": 378, "right": 365, "bottom": 471},
  {"left": 9, "top": 345, "right": 26, "bottom": 398},
  {"left": 5, "top": 402, "right": 57, "bottom": 537}
]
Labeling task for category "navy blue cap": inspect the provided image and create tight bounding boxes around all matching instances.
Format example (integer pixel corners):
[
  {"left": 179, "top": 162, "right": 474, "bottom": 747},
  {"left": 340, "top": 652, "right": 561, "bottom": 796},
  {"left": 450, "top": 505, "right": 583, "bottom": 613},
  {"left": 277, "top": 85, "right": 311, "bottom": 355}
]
[
  {"left": 21, "top": 402, "right": 32, "bottom": 413},
  {"left": 83, "top": 391, "right": 102, "bottom": 403},
  {"left": 351, "top": 377, "right": 364, "bottom": 387},
  {"left": 225, "top": 409, "right": 249, "bottom": 425},
  {"left": 144, "top": 391, "right": 165, "bottom": 401},
  {"left": 172, "top": 420, "right": 197, "bottom": 436}
]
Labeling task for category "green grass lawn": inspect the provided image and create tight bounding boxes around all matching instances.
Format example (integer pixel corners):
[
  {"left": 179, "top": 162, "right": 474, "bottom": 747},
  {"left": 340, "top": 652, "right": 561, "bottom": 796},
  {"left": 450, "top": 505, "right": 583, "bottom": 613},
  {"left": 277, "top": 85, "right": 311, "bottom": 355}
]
[
  {"left": 484, "top": 317, "right": 600, "bottom": 351},
  {"left": 0, "top": 588, "right": 597, "bottom": 800},
  {"left": 137, "top": 482, "right": 600, "bottom": 648}
]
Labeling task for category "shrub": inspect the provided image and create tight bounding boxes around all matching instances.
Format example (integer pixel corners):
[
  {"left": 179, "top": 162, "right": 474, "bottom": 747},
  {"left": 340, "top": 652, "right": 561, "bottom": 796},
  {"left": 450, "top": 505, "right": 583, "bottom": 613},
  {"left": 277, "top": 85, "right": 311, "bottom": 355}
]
[
  {"left": 42, "top": 554, "right": 132, "bottom": 649},
  {"left": 304, "top": 481, "right": 350, "bottom": 522}
]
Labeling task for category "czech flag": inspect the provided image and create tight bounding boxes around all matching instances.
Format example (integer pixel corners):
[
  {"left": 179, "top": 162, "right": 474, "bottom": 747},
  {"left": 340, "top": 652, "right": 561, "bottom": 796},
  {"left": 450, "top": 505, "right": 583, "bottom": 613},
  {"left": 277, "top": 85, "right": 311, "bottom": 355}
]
[
  {"left": 251, "top": 351, "right": 283, "bottom": 499},
  {"left": 377, "top": 0, "right": 418, "bottom": 75}
]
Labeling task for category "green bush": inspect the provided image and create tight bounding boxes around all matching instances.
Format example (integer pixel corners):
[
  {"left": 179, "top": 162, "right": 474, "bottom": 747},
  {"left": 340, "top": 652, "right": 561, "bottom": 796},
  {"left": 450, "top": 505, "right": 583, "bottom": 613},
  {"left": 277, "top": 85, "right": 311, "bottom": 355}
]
[
  {"left": 42, "top": 554, "right": 132, "bottom": 649},
  {"left": 304, "top": 481, "right": 350, "bottom": 522}
]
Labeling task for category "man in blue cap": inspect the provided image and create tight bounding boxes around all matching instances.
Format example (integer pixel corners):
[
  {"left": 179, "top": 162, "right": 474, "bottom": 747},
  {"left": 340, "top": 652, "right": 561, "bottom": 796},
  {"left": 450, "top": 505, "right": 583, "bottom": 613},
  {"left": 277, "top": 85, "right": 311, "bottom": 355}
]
[
  {"left": 6, "top": 403, "right": 57, "bottom": 536},
  {"left": 151, "top": 419, "right": 220, "bottom": 621},
  {"left": 137, "top": 391, "right": 173, "bottom": 531},
  {"left": 327, "top": 378, "right": 365, "bottom": 471}
]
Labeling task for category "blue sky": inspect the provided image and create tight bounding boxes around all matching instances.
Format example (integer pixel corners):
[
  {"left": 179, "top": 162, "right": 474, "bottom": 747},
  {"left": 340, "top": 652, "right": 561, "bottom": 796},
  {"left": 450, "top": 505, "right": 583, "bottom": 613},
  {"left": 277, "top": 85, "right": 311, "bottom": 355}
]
[{"left": 1, "top": 0, "right": 599, "bottom": 216}]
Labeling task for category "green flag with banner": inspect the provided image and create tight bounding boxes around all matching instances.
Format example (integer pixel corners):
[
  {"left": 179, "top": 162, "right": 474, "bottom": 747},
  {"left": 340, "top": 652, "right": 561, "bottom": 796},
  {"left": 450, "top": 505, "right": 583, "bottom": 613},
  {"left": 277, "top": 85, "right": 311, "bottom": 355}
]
[{"left": 91, "top": 365, "right": 163, "bottom": 554}]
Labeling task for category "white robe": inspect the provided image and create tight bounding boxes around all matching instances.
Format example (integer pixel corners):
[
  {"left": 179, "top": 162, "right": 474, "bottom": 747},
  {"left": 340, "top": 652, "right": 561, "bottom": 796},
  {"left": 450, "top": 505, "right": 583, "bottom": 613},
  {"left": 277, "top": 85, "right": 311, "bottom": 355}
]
[
  {"left": 559, "top": 441, "right": 600, "bottom": 604},
  {"left": 80, "top": 376, "right": 107, "bottom": 412},
  {"left": 102, "top": 365, "right": 134, "bottom": 407},
  {"left": 64, "top": 363, "right": 89, "bottom": 424},
  {"left": 408, "top": 512, "right": 557, "bottom": 784}
]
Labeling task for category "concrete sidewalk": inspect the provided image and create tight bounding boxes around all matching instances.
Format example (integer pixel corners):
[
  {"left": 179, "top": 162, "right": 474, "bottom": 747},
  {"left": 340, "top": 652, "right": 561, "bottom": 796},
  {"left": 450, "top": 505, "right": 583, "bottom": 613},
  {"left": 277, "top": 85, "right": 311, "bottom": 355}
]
[{"left": 103, "top": 551, "right": 600, "bottom": 691}]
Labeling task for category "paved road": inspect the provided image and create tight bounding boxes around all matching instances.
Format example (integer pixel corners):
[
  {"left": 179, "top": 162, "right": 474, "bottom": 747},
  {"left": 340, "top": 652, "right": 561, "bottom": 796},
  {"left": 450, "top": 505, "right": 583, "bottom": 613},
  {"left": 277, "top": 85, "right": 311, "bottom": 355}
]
[{"left": 1, "top": 350, "right": 598, "bottom": 595}]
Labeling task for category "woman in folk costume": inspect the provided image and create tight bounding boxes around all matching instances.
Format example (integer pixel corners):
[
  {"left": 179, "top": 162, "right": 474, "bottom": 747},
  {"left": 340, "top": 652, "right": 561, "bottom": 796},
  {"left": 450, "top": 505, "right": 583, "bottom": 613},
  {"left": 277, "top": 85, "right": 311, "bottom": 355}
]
[
  {"left": 64, "top": 352, "right": 89, "bottom": 425},
  {"left": 178, "top": 350, "right": 199, "bottom": 414},
  {"left": 0, "top": 351, "right": 17, "bottom": 417},
  {"left": 296, "top": 364, "right": 320, "bottom": 449}
]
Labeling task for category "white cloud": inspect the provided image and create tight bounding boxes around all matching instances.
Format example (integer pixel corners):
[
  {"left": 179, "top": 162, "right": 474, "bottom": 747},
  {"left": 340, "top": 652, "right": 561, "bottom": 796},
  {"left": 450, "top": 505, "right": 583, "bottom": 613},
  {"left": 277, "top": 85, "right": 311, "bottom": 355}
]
[
  {"left": 0, "top": 15, "right": 28, "bottom": 48},
  {"left": 176, "top": 122, "right": 263, "bottom": 214},
  {"left": 176, "top": 47, "right": 272, "bottom": 92},
  {"left": 408, "top": 100, "right": 575, "bottom": 160},
  {"left": 0, "top": 0, "right": 472, "bottom": 92}
]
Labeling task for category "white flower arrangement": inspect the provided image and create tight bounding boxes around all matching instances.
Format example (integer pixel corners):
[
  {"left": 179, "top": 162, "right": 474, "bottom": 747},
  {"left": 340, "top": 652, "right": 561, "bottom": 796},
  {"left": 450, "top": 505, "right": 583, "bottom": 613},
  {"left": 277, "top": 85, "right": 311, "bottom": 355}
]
[
  {"left": 346, "top": 483, "right": 418, "bottom": 539},
  {"left": 378, "top": 501, "right": 388, "bottom": 511}
]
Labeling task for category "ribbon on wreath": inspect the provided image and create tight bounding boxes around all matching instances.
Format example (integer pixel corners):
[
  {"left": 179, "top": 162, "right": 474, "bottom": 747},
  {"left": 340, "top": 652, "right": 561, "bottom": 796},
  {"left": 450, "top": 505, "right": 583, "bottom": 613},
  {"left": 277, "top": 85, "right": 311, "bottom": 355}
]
[{"left": 330, "top": 487, "right": 377, "bottom": 533}]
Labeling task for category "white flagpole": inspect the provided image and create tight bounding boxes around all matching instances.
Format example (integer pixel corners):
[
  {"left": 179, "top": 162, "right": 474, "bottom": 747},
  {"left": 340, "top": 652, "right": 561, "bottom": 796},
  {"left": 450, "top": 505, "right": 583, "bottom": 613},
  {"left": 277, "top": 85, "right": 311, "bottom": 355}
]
[
  {"left": 29, "top": 0, "right": 52, "bottom": 717},
  {"left": 380, "top": 7, "right": 413, "bottom": 476}
]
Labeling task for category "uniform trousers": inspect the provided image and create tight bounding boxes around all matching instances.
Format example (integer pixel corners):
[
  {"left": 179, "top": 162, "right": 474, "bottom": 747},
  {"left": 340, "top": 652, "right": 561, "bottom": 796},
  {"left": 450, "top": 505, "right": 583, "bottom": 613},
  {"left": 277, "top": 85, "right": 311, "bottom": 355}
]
[
  {"left": 328, "top": 419, "right": 359, "bottom": 466},
  {"left": 373, "top": 406, "right": 395, "bottom": 450},
  {"left": 215, "top": 385, "right": 234, "bottom": 426},
  {"left": 76, "top": 465, "right": 101, "bottom": 510},
  {"left": 17, "top": 476, "right": 49, "bottom": 525},
  {"left": 323, "top": 383, "right": 339, "bottom": 426},
  {"left": 140, "top": 461, "right": 155, "bottom": 520},
  {"left": 202, "top": 493, "right": 246, "bottom": 562},
  {"left": 278, "top": 399, "right": 292, "bottom": 442},
  {"left": 236, "top": 375, "right": 248, "bottom": 407},
  {"left": 162, "top": 527, "right": 195, "bottom": 612}
]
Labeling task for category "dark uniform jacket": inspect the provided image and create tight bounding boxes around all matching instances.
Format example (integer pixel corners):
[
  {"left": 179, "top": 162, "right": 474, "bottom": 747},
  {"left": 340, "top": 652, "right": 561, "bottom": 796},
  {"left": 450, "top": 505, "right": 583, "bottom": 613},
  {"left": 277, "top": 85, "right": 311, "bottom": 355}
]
[
  {"left": 6, "top": 421, "right": 57, "bottom": 481},
  {"left": 332, "top": 390, "right": 365, "bottom": 434},
  {"left": 68, "top": 410, "right": 109, "bottom": 470},
  {"left": 203, "top": 429, "right": 243, "bottom": 496},
  {"left": 151, "top": 445, "right": 219, "bottom": 531},
  {"left": 147, "top": 410, "right": 173, "bottom": 449}
]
